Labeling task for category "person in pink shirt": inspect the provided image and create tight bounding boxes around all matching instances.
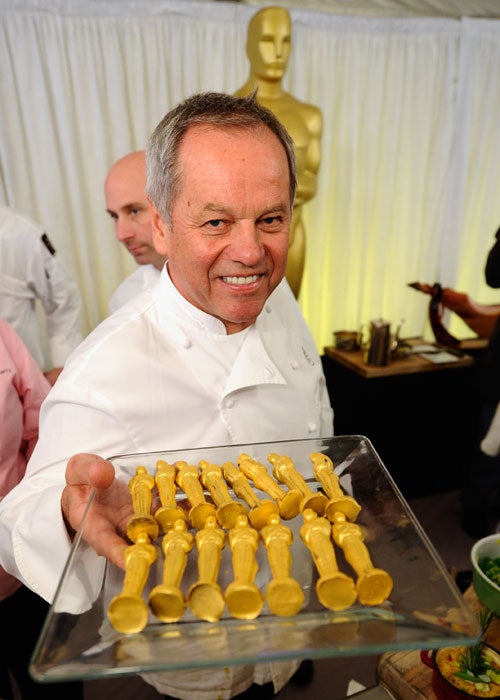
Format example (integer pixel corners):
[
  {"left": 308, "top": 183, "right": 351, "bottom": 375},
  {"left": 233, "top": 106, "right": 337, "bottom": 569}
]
[{"left": 0, "top": 319, "right": 83, "bottom": 699}]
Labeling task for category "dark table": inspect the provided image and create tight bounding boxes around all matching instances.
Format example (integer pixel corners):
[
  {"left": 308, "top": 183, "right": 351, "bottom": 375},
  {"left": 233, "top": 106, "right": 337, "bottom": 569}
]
[{"left": 321, "top": 338, "right": 484, "bottom": 499}]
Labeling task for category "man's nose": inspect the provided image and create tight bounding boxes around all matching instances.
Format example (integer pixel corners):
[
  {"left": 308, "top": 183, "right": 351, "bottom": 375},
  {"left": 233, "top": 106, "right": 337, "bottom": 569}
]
[
  {"left": 116, "top": 219, "right": 135, "bottom": 241},
  {"left": 231, "top": 223, "right": 264, "bottom": 264}
]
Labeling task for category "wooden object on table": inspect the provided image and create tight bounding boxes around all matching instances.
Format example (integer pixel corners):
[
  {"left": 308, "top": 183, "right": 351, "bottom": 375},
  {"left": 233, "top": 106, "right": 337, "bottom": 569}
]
[
  {"left": 324, "top": 337, "right": 474, "bottom": 379},
  {"left": 376, "top": 585, "right": 500, "bottom": 700}
]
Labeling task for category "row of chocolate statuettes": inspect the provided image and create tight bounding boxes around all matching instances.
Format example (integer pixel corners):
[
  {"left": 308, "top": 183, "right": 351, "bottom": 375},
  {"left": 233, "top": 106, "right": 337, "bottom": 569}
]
[{"left": 107, "top": 451, "right": 394, "bottom": 634}]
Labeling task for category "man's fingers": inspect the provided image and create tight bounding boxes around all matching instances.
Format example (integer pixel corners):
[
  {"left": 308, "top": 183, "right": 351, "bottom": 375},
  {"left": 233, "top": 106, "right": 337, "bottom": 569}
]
[{"left": 66, "top": 453, "right": 115, "bottom": 489}]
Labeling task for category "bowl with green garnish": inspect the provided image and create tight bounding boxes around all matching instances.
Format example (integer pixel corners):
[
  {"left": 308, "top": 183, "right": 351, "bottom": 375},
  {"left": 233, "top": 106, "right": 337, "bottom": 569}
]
[{"left": 471, "top": 534, "right": 500, "bottom": 616}]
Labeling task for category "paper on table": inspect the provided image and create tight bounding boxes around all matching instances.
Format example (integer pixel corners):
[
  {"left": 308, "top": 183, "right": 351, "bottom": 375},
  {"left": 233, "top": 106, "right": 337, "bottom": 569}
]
[
  {"left": 419, "top": 351, "right": 459, "bottom": 364},
  {"left": 411, "top": 344, "right": 438, "bottom": 353}
]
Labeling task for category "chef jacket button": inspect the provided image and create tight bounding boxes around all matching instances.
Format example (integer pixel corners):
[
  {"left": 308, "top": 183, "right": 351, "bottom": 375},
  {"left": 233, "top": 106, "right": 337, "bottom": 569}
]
[
  {"left": 226, "top": 398, "right": 234, "bottom": 408},
  {"left": 291, "top": 360, "right": 299, "bottom": 370},
  {"left": 182, "top": 338, "right": 192, "bottom": 349},
  {"left": 265, "top": 304, "right": 272, "bottom": 313},
  {"left": 308, "top": 422, "right": 317, "bottom": 433}
]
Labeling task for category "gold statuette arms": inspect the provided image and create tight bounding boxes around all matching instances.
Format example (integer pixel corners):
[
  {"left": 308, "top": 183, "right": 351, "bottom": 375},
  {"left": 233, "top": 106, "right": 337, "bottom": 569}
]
[
  {"left": 148, "top": 518, "right": 194, "bottom": 623},
  {"left": 187, "top": 515, "right": 226, "bottom": 622},
  {"left": 310, "top": 452, "right": 361, "bottom": 522},
  {"left": 300, "top": 508, "right": 357, "bottom": 611},
  {"left": 199, "top": 460, "right": 248, "bottom": 529},
  {"left": 331, "top": 513, "right": 393, "bottom": 606},
  {"left": 260, "top": 513, "right": 304, "bottom": 616},
  {"left": 107, "top": 531, "right": 158, "bottom": 634},
  {"left": 237, "top": 453, "right": 302, "bottom": 520},
  {"left": 175, "top": 461, "right": 217, "bottom": 530},
  {"left": 126, "top": 465, "right": 159, "bottom": 543},
  {"left": 222, "top": 461, "right": 279, "bottom": 530},
  {"left": 224, "top": 514, "right": 264, "bottom": 620},
  {"left": 268, "top": 452, "right": 328, "bottom": 516},
  {"left": 154, "top": 459, "right": 187, "bottom": 533}
]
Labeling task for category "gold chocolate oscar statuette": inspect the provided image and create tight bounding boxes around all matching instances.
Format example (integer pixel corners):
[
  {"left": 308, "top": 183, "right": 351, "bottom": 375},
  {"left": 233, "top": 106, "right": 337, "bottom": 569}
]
[
  {"left": 310, "top": 452, "right": 361, "bottom": 522},
  {"left": 331, "top": 513, "right": 393, "bottom": 606},
  {"left": 175, "top": 461, "right": 217, "bottom": 530},
  {"left": 260, "top": 513, "right": 304, "bottom": 616},
  {"left": 237, "top": 453, "right": 302, "bottom": 520},
  {"left": 149, "top": 518, "right": 194, "bottom": 623},
  {"left": 154, "top": 459, "right": 187, "bottom": 533},
  {"left": 222, "top": 461, "right": 279, "bottom": 530},
  {"left": 107, "top": 531, "right": 158, "bottom": 634},
  {"left": 300, "top": 508, "right": 357, "bottom": 611},
  {"left": 187, "top": 514, "right": 226, "bottom": 622},
  {"left": 225, "top": 514, "right": 264, "bottom": 619},
  {"left": 126, "top": 465, "right": 159, "bottom": 543},
  {"left": 199, "top": 460, "right": 248, "bottom": 529},
  {"left": 268, "top": 453, "right": 328, "bottom": 516}
]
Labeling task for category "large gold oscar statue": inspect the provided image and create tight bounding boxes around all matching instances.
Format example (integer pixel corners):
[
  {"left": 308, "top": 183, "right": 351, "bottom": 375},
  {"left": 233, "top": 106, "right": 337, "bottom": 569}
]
[{"left": 235, "top": 6, "right": 322, "bottom": 298}]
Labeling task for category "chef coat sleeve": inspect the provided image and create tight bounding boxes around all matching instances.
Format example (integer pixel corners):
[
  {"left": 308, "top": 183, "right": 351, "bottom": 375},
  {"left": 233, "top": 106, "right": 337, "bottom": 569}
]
[{"left": 37, "top": 234, "right": 84, "bottom": 367}]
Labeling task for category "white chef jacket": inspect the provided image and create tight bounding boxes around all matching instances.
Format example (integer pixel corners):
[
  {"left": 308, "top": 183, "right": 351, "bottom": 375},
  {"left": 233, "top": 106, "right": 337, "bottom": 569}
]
[
  {"left": 108, "top": 263, "right": 161, "bottom": 315},
  {"left": 0, "top": 267, "right": 333, "bottom": 699},
  {"left": 0, "top": 206, "right": 83, "bottom": 370}
]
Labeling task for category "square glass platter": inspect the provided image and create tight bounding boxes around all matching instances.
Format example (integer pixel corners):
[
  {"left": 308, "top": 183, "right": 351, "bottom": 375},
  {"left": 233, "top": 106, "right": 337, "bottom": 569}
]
[{"left": 30, "top": 435, "right": 480, "bottom": 683}]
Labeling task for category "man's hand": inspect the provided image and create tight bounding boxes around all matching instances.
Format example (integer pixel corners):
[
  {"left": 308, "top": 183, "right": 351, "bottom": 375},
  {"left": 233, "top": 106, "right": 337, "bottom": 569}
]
[{"left": 62, "top": 453, "right": 132, "bottom": 570}]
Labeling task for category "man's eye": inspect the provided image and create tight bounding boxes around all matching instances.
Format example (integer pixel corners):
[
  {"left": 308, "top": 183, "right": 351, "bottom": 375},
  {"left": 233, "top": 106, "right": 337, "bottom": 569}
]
[
  {"left": 207, "top": 219, "right": 223, "bottom": 228},
  {"left": 262, "top": 216, "right": 281, "bottom": 225}
]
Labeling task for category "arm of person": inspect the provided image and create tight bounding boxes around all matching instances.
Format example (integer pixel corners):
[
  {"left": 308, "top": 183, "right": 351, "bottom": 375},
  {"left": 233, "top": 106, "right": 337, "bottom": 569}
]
[
  {"left": 0, "top": 451, "right": 131, "bottom": 607},
  {"left": 485, "top": 226, "right": 500, "bottom": 288},
  {"left": 0, "top": 362, "right": 136, "bottom": 605}
]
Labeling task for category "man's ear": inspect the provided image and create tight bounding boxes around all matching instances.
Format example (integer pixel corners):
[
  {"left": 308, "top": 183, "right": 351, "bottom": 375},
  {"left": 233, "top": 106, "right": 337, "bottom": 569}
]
[{"left": 149, "top": 200, "right": 170, "bottom": 256}]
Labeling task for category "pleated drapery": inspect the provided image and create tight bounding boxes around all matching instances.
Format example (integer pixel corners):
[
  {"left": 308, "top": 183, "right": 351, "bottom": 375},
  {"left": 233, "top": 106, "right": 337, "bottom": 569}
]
[{"left": 1, "top": 1, "right": 499, "bottom": 349}]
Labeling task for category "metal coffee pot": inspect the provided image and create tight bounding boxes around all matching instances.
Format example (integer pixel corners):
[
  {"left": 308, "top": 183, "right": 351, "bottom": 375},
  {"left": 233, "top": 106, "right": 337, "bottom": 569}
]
[{"left": 360, "top": 318, "right": 403, "bottom": 366}]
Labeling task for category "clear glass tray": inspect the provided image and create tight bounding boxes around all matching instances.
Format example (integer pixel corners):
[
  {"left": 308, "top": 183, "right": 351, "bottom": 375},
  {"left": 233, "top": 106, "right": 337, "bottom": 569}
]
[{"left": 30, "top": 435, "right": 480, "bottom": 682}]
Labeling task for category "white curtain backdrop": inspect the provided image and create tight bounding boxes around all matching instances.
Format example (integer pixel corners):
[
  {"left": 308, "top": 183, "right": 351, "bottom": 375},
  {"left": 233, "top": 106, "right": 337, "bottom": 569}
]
[{"left": 1, "top": 0, "right": 499, "bottom": 352}]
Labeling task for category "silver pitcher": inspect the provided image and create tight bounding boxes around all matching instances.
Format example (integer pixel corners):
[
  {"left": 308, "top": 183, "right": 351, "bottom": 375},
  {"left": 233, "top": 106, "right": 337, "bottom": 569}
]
[{"left": 364, "top": 318, "right": 391, "bottom": 366}]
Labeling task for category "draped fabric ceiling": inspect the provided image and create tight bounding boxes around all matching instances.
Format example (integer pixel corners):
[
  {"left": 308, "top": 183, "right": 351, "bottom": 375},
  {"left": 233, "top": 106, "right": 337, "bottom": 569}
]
[{"left": 1, "top": 0, "right": 500, "bottom": 353}]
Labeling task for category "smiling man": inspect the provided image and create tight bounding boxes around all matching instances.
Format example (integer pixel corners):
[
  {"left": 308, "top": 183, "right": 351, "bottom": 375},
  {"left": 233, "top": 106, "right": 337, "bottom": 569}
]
[{"left": 0, "top": 92, "right": 333, "bottom": 700}]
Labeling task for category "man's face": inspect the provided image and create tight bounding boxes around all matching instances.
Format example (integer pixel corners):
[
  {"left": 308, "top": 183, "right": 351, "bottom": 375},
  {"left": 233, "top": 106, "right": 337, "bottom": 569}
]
[
  {"left": 150, "top": 125, "right": 291, "bottom": 334},
  {"left": 247, "top": 9, "right": 291, "bottom": 81},
  {"left": 104, "top": 152, "right": 165, "bottom": 269}
]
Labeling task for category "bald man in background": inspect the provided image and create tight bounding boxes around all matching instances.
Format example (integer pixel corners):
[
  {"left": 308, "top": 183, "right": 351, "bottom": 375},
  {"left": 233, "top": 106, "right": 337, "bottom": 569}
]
[{"left": 104, "top": 150, "right": 166, "bottom": 313}]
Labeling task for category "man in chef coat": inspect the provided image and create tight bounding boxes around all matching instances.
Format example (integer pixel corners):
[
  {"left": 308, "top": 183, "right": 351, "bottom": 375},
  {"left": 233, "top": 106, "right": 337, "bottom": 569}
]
[
  {"left": 104, "top": 150, "right": 166, "bottom": 314},
  {"left": 0, "top": 92, "right": 333, "bottom": 699},
  {"left": 0, "top": 205, "right": 83, "bottom": 384}
]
